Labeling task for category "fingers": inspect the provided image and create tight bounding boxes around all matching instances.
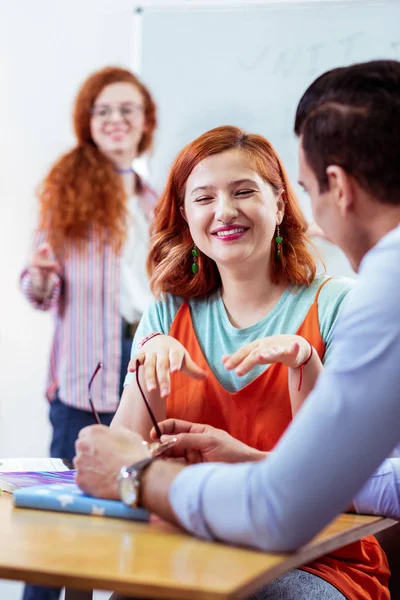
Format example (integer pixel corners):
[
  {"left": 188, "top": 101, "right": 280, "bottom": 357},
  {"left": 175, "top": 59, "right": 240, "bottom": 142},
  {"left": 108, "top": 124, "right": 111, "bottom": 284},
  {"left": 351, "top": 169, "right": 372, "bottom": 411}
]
[
  {"left": 155, "top": 353, "right": 171, "bottom": 398},
  {"left": 38, "top": 242, "right": 51, "bottom": 252},
  {"left": 158, "top": 432, "right": 211, "bottom": 460},
  {"left": 128, "top": 353, "right": 145, "bottom": 373},
  {"left": 222, "top": 343, "right": 255, "bottom": 371},
  {"left": 231, "top": 348, "right": 271, "bottom": 375},
  {"left": 77, "top": 424, "right": 108, "bottom": 439},
  {"left": 169, "top": 348, "right": 184, "bottom": 373},
  {"left": 75, "top": 425, "right": 107, "bottom": 456},
  {"left": 152, "top": 418, "right": 197, "bottom": 438},
  {"left": 182, "top": 353, "right": 208, "bottom": 380},
  {"left": 131, "top": 353, "right": 156, "bottom": 393},
  {"left": 33, "top": 243, "right": 60, "bottom": 273},
  {"left": 223, "top": 338, "right": 302, "bottom": 376},
  {"left": 258, "top": 341, "right": 300, "bottom": 369},
  {"left": 128, "top": 347, "right": 201, "bottom": 396},
  {"left": 225, "top": 346, "right": 285, "bottom": 376}
]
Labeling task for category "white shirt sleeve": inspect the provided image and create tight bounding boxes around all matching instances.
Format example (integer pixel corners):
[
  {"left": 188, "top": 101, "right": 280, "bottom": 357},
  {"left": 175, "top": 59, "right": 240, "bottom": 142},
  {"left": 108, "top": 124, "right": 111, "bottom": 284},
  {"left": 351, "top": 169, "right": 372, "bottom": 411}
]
[{"left": 169, "top": 226, "right": 400, "bottom": 552}]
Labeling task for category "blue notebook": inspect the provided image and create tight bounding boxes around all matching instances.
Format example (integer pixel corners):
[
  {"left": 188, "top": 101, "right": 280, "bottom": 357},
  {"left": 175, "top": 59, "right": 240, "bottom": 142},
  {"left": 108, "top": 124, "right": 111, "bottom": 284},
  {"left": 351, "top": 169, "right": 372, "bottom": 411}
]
[{"left": 13, "top": 483, "right": 149, "bottom": 521}]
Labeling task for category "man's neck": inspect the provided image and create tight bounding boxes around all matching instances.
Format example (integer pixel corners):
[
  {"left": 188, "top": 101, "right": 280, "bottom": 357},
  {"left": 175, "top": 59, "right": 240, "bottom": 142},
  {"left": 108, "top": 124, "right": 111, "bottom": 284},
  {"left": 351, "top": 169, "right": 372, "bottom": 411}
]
[
  {"left": 366, "top": 207, "right": 400, "bottom": 249},
  {"left": 351, "top": 202, "right": 400, "bottom": 270}
]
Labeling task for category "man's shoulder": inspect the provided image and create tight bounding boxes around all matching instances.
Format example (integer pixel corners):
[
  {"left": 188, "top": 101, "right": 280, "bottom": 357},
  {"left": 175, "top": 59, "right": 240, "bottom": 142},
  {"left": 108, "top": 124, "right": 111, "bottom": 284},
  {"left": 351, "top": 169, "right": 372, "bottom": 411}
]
[
  {"left": 360, "top": 224, "right": 400, "bottom": 276},
  {"left": 344, "top": 227, "right": 400, "bottom": 325}
]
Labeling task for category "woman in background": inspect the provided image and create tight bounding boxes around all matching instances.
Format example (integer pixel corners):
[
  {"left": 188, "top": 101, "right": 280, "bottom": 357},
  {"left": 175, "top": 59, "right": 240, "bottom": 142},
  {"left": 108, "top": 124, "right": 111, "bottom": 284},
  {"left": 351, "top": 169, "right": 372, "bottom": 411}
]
[{"left": 20, "top": 66, "right": 157, "bottom": 600}]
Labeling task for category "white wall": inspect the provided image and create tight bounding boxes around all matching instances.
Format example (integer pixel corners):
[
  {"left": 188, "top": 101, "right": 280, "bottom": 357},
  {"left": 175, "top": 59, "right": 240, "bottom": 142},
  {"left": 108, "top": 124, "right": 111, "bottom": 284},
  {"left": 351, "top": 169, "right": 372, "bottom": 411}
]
[{"left": 0, "top": 1, "right": 135, "bottom": 597}]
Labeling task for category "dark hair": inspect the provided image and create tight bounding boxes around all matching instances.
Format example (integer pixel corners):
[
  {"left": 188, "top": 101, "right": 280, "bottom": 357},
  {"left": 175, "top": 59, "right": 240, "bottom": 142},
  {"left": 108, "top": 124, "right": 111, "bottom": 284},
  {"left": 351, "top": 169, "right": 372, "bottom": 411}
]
[{"left": 294, "top": 60, "right": 400, "bottom": 205}]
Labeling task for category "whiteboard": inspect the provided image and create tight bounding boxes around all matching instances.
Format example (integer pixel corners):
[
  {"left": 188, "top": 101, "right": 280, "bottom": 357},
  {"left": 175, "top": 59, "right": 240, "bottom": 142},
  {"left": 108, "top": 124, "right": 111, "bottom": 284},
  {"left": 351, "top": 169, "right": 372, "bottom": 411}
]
[{"left": 136, "top": 0, "right": 400, "bottom": 275}]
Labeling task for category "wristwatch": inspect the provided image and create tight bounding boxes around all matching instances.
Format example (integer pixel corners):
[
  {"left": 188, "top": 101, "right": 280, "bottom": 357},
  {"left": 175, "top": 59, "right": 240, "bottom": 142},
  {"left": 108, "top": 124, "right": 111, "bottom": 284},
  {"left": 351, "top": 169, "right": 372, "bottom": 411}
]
[
  {"left": 119, "top": 456, "right": 154, "bottom": 508},
  {"left": 119, "top": 437, "right": 177, "bottom": 508}
]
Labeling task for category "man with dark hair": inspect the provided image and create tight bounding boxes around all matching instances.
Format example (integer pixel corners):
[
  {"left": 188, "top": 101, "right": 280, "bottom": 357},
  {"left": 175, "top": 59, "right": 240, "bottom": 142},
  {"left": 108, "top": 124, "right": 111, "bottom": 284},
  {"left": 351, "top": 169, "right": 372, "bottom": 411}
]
[
  {"left": 295, "top": 60, "right": 400, "bottom": 269},
  {"left": 75, "top": 60, "right": 400, "bottom": 557}
]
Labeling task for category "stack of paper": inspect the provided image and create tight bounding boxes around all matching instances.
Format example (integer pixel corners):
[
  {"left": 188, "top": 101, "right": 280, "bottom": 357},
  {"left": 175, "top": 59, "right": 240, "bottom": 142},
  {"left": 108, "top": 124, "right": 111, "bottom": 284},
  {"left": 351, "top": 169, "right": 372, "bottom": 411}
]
[{"left": 0, "top": 457, "right": 73, "bottom": 493}]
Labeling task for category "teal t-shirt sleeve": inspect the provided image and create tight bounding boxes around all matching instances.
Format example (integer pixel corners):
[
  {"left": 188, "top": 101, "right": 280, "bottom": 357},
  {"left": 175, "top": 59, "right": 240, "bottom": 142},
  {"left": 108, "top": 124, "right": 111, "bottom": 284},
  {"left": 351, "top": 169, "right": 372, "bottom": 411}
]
[
  {"left": 123, "top": 295, "right": 183, "bottom": 387},
  {"left": 317, "top": 276, "right": 357, "bottom": 365}
]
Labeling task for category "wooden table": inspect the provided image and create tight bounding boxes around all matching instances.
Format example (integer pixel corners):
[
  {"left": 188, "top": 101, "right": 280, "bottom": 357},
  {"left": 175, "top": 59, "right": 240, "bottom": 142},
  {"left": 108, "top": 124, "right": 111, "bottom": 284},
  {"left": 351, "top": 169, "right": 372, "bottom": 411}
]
[{"left": 0, "top": 494, "right": 396, "bottom": 600}]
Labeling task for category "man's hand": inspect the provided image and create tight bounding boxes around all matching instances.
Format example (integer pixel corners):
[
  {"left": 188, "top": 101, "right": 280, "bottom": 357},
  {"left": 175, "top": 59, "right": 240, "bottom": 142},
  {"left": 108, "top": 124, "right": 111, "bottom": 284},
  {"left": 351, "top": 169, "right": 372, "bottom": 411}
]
[
  {"left": 151, "top": 419, "right": 265, "bottom": 464},
  {"left": 74, "top": 425, "right": 149, "bottom": 499}
]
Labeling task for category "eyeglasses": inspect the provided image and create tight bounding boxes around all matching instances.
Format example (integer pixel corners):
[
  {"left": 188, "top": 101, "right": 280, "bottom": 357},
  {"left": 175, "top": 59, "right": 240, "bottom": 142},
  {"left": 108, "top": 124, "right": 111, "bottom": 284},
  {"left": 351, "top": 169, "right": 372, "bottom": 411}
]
[
  {"left": 88, "top": 362, "right": 102, "bottom": 425},
  {"left": 90, "top": 103, "right": 144, "bottom": 122},
  {"left": 135, "top": 359, "right": 162, "bottom": 440},
  {"left": 87, "top": 360, "right": 162, "bottom": 440}
]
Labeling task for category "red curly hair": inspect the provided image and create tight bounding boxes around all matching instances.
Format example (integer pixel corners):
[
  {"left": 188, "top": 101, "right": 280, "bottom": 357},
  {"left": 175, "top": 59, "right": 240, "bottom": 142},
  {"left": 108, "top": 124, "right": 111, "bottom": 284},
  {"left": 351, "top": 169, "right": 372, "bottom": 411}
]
[
  {"left": 38, "top": 66, "right": 157, "bottom": 253},
  {"left": 148, "top": 126, "right": 316, "bottom": 297}
]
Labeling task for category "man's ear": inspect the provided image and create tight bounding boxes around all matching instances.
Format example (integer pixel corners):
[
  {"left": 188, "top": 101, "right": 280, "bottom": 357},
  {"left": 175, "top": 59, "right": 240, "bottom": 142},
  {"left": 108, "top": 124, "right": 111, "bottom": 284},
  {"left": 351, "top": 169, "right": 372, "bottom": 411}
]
[{"left": 326, "top": 166, "right": 354, "bottom": 217}]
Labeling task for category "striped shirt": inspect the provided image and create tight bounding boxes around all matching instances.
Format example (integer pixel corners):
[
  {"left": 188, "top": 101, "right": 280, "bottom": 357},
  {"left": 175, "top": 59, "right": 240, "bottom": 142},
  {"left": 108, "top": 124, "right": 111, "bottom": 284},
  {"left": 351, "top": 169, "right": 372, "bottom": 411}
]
[{"left": 20, "top": 179, "right": 157, "bottom": 412}]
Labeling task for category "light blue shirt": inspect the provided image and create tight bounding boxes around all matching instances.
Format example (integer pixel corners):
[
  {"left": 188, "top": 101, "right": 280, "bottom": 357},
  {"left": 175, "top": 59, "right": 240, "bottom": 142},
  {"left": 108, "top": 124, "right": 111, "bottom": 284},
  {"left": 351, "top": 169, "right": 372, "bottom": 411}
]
[
  {"left": 169, "top": 225, "right": 400, "bottom": 552},
  {"left": 125, "top": 276, "right": 354, "bottom": 391}
]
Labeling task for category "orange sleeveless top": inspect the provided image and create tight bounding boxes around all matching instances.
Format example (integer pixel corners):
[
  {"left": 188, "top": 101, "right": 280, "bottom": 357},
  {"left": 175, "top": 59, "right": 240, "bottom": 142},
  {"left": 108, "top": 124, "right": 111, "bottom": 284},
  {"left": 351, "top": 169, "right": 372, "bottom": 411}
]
[{"left": 167, "top": 281, "right": 390, "bottom": 600}]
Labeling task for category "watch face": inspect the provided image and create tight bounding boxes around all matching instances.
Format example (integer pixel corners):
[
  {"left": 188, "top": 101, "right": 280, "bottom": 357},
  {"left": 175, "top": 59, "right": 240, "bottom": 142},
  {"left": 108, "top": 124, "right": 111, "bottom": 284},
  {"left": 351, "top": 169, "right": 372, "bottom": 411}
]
[{"left": 120, "top": 474, "right": 138, "bottom": 507}]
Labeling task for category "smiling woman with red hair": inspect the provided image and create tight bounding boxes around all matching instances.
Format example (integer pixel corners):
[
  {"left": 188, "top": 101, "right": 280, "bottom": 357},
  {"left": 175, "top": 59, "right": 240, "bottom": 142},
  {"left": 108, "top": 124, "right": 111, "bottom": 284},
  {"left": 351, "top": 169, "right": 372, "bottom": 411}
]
[
  {"left": 19, "top": 65, "right": 157, "bottom": 600},
  {"left": 110, "top": 126, "right": 389, "bottom": 599}
]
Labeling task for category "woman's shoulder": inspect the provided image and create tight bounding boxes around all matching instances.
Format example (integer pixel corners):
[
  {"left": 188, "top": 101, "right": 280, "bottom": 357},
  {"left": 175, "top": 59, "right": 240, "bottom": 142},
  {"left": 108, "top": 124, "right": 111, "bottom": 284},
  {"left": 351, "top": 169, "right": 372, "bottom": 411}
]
[
  {"left": 288, "top": 275, "right": 356, "bottom": 331},
  {"left": 151, "top": 293, "right": 185, "bottom": 319},
  {"left": 311, "top": 275, "right": 357, "bottom": 341},
  {"left": 315, "top": 274, "right": 357, "bottom": 307},
  {"left": 289, "top": 275, "right": 356, "bottom": 307},
  {"left": 144, "top": 292, "right": 218, "bottom": 331}
]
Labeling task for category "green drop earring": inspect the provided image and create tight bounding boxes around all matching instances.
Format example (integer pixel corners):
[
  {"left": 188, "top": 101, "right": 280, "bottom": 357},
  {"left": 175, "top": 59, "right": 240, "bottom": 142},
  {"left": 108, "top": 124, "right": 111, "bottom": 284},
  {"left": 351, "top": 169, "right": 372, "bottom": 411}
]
[
  {"left": 275, "top": 226, "right": 283, "bottom": 259},
  {"left": 191, "top": 244, "right": 199, "bottom": 274}
]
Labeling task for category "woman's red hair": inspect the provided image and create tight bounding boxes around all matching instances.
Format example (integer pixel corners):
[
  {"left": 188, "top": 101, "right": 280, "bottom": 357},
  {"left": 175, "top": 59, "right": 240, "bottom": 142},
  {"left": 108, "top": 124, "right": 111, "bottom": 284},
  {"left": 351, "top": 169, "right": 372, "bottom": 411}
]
[
  {"left": 148, "top": 126, "right": 316, "bottom": 297},
  {"left": 38, "top": 66, "right": 157, "bottom": 253}
]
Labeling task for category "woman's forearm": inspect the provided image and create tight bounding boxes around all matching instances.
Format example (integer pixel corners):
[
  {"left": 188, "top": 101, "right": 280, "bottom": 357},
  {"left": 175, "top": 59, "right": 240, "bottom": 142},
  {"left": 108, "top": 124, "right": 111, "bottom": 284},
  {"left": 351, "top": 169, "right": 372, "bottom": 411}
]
[
  {"left": 288, "top": 348, "right": 323, "bottom": 416},
  {"left": 111, "top": 370, "right": 166, "bottom": 441}
]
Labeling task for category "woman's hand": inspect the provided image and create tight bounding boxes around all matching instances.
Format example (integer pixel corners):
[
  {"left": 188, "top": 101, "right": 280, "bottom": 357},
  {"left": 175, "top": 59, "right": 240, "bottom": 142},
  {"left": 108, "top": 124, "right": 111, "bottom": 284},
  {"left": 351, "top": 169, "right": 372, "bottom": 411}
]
[
  {"left": 222, "top": 334, "right": 312, "bottom": 376},
  {"left": 29, "top": 243, "right": 61, "bottom": 295},
  {"left": 150, "top": 418, "right": 265, "bottom": 465},
  {"left": 128, "top": 335, "right": 208, "bottom": 398}
]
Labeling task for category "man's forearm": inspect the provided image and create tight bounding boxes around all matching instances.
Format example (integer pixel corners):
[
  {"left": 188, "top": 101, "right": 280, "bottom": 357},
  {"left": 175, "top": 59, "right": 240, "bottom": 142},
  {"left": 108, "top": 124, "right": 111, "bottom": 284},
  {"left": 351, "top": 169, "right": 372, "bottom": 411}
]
[{"left": 141, "top": 460, "right": 185, "bottom": 525}]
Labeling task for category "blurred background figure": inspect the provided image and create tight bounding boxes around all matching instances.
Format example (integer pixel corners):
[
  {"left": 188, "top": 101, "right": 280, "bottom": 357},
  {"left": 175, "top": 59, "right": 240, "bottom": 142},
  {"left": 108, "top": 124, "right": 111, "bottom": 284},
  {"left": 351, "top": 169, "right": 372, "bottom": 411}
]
[{"left": 19, "top": 65, "right": 157, "bottom": 600}]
